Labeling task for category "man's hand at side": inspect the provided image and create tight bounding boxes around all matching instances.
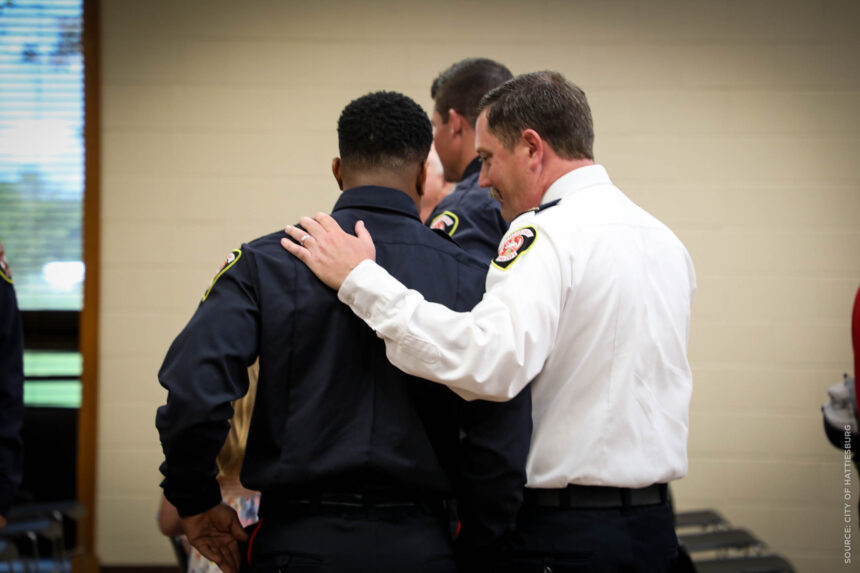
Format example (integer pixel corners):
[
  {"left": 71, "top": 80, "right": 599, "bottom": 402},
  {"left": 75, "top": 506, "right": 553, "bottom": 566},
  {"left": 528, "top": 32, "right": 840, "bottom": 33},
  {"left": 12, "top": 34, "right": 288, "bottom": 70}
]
[
  {"left": 180, "top": 503, "right": 248, "bottom": 573},
  {"left": 281, "top": 213, "right": 376, "bottom": 290}
]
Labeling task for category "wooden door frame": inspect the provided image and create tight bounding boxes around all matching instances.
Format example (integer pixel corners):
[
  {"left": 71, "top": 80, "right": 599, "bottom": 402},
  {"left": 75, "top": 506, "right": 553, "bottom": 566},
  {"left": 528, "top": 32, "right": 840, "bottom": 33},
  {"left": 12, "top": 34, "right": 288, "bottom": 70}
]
[{"left": 78, "top": 0, "right": 100, "bottom": 570}]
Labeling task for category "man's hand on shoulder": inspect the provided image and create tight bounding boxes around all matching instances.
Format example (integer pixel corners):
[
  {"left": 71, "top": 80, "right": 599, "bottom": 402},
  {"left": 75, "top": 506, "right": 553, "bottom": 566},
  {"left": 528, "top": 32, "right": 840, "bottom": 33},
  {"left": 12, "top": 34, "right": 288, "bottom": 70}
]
[
  {"left": 180, "top": 503, "right": 248, "bottom": 573},
  {"left": 282, "top": 213, "right": 376, "bottom": 290}
]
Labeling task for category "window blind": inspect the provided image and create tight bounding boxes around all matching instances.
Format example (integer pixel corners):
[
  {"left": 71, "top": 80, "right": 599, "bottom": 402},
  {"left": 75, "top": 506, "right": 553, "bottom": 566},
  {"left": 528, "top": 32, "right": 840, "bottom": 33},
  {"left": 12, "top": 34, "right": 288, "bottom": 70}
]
[{"left": 0, "top": 0, "right": 84, "bottom": 311}]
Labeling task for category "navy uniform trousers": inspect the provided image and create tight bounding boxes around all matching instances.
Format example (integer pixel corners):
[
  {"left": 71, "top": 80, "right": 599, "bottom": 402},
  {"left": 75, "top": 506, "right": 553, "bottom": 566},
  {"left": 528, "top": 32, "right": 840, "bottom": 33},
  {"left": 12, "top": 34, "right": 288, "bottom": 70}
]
[
  {"left": 496, "top": 487, "right": 679, "bottom": 573},
  {"left": 243, "top": 501, "right": 456, "bottom": 573}
]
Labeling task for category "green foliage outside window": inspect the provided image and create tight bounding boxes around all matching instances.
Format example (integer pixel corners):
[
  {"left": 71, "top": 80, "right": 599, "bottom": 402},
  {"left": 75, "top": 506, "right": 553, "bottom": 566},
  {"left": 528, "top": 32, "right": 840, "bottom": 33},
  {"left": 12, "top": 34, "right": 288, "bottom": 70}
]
[{"left": 0, "top": 174, "right": 82, "bottom": 309}]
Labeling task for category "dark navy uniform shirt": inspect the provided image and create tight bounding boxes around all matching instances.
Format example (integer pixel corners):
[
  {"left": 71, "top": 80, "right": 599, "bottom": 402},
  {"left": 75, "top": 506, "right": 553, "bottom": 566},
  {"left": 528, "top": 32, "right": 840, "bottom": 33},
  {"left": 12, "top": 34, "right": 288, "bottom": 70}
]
[
  {"left": 156, "top": 186, "right": 531, "bottom": 545},
  {"left": 0, "top": 243, "right": 24, "bottom": 516},
  {"left": 427, "top": 157, "right": 509, "bottom": 265}
]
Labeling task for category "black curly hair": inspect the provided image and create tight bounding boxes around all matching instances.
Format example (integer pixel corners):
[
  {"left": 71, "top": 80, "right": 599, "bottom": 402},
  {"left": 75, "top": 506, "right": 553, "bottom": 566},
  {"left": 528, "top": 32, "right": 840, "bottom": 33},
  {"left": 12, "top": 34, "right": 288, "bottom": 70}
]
[{"left": 338, "top": 91, "right": 432, "bottom": 171}]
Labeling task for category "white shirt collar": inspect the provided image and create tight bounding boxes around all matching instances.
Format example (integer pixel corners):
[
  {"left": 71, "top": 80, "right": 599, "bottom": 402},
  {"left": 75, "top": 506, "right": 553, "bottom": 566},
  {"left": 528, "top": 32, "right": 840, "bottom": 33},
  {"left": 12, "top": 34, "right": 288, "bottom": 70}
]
[{"left": 542, "top": 164, "right": 612, "bottom": 204}]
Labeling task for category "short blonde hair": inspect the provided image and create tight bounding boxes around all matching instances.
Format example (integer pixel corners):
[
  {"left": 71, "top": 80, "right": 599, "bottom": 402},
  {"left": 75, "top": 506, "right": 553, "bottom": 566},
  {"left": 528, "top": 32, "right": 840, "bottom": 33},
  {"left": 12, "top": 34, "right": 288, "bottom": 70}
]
[{"left": 216, "top": 360, "right": 258, "bottom": 479}]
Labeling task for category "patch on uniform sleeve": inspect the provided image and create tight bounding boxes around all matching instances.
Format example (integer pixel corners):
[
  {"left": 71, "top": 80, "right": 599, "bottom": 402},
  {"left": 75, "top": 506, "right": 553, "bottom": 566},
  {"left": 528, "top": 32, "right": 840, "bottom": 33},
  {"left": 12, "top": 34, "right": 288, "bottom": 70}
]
[
  {"left": 429, "top": 211, "right": 459, "bottom": 236},
  {"left": 202, "top": 249, "right": 242, "bottom": 302},
  {"left": 491, "top": 226, "right": 537, "bottom": 271},
  {"left": 0, "top": 241, "right": 12, "bottom": 284}
]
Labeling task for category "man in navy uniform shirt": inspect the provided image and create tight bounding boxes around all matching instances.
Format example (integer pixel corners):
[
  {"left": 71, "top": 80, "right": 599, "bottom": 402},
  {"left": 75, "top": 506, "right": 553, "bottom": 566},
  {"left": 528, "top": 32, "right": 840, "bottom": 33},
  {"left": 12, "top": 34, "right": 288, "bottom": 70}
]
[
  {"left": 426, "top": 58, "right": 512, "bottom": 264},
  {"left": 0, "top": 241, "right": 24, "bottom": 529},
  {"left": 156, "top": 91, "right": 531, "bottom": 573}
]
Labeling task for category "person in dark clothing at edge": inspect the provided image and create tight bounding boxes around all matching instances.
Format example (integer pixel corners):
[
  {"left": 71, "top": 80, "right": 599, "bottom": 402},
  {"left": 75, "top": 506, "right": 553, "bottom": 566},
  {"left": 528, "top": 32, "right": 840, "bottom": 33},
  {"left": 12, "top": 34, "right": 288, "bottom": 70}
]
[
  {"left": 426, "top": 58, "right": 512, "bottom": 264},
  {"left": 0, "top": 241, "right": 24, "bottom": 529},
  {"left": 155, "top": 91, "right": 531, "bottom": 573}
]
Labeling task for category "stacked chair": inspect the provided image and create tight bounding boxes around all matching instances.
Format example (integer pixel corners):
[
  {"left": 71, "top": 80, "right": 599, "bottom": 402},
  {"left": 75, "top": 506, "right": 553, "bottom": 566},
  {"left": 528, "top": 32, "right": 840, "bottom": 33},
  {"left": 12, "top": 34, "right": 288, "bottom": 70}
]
[
  {"left": 0, "top": 500, "right": 85, "bottom": 572},
  {"left": 675, "top": 508, "right": 795, "bottom": 573}
]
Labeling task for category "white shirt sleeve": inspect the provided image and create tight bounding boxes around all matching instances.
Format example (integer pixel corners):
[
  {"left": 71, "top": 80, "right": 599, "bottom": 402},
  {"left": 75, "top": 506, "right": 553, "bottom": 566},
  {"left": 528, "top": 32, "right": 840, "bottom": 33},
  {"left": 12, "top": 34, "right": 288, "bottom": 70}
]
[{"left": 338, "top": 223, "right": 563, "bottom": 401}]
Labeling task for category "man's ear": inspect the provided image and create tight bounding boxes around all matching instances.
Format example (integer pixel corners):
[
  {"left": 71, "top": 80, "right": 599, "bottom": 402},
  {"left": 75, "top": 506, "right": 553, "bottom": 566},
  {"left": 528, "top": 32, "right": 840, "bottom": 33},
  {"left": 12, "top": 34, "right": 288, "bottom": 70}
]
[
  {"left": 416, "top": 161, "right": 427, "bottom": 197},
  {"left": 448, "top": 108, "right": 463, "bottom": 136},
  {"left": 331, "top": 157, "right": 344, "bottom": 190},
  {"left": 521, "top": 129, "right": 544, "bottom": 168}
]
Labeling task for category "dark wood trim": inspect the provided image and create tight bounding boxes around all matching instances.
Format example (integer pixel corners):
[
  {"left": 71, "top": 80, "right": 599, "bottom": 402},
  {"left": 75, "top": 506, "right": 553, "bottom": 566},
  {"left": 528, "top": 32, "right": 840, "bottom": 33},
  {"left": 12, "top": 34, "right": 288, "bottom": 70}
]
[
  {"left": 21, "top": 310, "right": 80, "bottom": 351},
  {"left": 78, "top": 0, "right": 100, "bottom": 571}
]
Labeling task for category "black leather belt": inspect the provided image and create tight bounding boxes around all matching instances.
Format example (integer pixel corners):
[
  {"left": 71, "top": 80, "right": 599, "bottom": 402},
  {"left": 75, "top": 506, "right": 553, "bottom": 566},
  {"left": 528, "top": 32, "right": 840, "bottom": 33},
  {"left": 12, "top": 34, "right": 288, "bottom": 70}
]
[
  {"left": 524, "top": 483, "right": 667, "bottom": 509},
  {"left": 263, "top": 491, "right": 447, "bottom": 515}
]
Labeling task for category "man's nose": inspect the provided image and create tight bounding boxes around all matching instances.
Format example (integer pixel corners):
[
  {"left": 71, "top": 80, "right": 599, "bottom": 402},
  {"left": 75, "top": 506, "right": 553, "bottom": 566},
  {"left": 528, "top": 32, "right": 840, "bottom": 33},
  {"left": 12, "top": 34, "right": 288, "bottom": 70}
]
[{"left": 478, "top": 165, "right": 491, "bottom": 188}]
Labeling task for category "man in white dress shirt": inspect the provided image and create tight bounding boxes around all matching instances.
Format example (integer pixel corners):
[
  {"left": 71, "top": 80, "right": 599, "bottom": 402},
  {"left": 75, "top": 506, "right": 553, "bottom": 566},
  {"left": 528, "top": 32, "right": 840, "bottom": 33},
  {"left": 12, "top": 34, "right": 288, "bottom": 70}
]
[{"left": 282, "top": 71, "right": 696, "bottom": 572}]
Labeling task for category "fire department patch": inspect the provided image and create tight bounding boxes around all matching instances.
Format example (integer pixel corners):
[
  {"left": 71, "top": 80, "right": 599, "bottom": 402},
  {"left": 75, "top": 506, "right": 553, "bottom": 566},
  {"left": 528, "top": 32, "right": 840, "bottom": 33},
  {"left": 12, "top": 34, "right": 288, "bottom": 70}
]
[
  {"left": 202, "top": 249, "right": 242, "bottom": 301},
  {"left": 492, "top": 226, "right": 537, "bottom": 271},
  {"left": 429, "top": 211, "right": 459, "bottom": 236},
  {"left": 0, "top": 241, "right": 12, "bottom": 284}
]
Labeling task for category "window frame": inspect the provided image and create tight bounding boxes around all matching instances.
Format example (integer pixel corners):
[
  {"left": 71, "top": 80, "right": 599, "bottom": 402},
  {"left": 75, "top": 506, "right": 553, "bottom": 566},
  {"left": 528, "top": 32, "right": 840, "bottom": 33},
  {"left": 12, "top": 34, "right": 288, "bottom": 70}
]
[{"left": 78, "top": 0, "right": 100, "bottom": 568}]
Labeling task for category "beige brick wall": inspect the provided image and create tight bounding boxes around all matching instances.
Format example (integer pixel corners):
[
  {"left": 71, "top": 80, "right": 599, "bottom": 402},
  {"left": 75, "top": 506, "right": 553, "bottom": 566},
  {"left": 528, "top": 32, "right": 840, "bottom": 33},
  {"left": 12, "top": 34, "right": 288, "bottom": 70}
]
[{"left": 98, "top": 0, "right": 860, "bottom": 569}]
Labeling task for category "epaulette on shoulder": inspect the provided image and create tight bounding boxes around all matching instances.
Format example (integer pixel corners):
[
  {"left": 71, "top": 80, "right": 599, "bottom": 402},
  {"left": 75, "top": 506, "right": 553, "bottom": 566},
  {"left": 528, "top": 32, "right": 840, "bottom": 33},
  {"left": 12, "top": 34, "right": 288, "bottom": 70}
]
[
  {"left": 519, "top": 198, "right": 561, "bottom": 217},
  {"left": 535, "top": 198, "right": 561, "bottom": 213}
]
